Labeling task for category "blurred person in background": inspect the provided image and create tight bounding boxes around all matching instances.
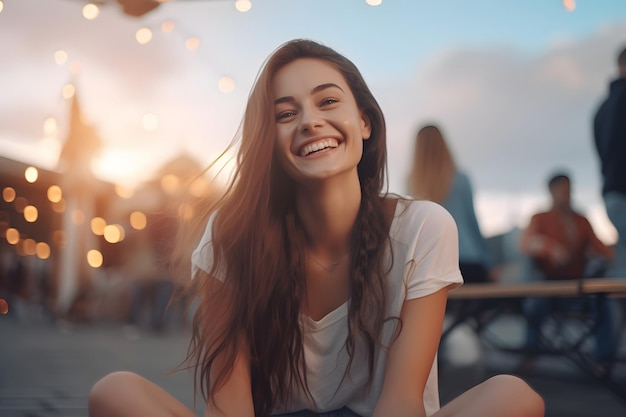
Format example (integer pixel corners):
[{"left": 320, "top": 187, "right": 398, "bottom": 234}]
[
  {"left": 519, "top": 172, "right": 615, "bottom": 367},
  {"left": 593, "top": 46, "right": 626, "bottom": 279},
  {"left": 408, "top": 124, "right": 499, "bottom": 284}
]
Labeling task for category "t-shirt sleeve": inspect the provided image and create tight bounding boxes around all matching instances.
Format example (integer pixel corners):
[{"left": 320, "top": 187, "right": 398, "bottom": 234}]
[
  {"left": 190, "top": 213, "right": 224, "bottom": 281},
  {"left": 403, "top": 201, "right": 463, "bottom": 300}
]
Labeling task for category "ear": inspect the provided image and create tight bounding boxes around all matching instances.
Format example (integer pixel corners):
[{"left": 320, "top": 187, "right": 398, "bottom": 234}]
[{"left": 360, "top": 111, "right": 372, "bottom": 140}]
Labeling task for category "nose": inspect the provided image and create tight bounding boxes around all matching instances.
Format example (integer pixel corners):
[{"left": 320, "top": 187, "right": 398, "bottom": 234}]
[{"left": 299, "top": 106, "right": 324, "bottom": 132}]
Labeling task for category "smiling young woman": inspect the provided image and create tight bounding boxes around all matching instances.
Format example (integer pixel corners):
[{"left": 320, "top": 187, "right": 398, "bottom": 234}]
[{"left": 88, "top": 39, "right": 545, "bottom": 417}]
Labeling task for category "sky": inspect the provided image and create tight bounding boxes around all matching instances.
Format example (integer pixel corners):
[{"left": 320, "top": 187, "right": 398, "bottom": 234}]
[{"left": 1, "top": 0, "right": 625, "bottom": 242}]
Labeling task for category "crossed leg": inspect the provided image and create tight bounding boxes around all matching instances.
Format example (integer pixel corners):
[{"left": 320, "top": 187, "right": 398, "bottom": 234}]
[{"left": 434, "top": 374, "right": 545, "bottom": 417}]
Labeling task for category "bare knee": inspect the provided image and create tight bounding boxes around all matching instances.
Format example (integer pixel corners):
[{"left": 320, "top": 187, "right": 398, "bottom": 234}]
[
  {"left": 89, "top": 371, "right": 144, "bottom": 417},
  {"left": 484, "top": 375, "right": 545, "bottom": 416}
]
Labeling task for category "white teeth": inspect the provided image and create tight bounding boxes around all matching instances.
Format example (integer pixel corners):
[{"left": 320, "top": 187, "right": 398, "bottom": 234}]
[{"left": 300, "top": 138, "right": 339, "bottom": 157}]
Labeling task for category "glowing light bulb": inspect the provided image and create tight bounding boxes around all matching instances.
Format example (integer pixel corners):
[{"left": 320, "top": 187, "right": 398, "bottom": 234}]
[
  {"left": 25, "top": 167, "right": 38, "bottom": 183},
  {"left": 87, "top": 250, "right": 103, "bottom": 268},
  {"left": 235, "top": 0, "right": 252, "bottom": 12},
  {"left": 136, "top": 28, "right": 153, "bottom": 45},
  {"left": 218, "top": 76, "right": 236, "bottom": 94},
  {"left": 83, "top": 3, "right": 100, "bottom": 20},
  {"left": 55, "top": 50, "right": 68, "bottom": 65}
]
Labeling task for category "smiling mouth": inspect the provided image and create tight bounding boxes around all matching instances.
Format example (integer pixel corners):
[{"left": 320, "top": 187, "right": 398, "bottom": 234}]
[{"left": 299, "top": 138, "right": 340, "bottom": 157}]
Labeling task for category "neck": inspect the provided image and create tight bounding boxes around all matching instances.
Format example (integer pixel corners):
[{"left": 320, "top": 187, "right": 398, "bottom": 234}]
[
  {"left": 552, "top": 203, "right": 572, "bottom": 213},
  {"left": 295, "top": 171, "right": 362, "bottom": 254}
]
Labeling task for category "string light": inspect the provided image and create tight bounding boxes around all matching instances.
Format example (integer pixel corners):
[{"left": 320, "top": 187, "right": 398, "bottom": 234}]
[
  {"left": 186, "top": 37, "right": 200, "bottom": 51},
  {"left": 2, "top": 187, "right": 16, "bottom": 203},
  {"left": 62, "top": 83, "right": 76, "bottom": 99},
  {"left": 47, "top": 185, "right": 63, "bottom": 203},
  {"left": 218, "top": 76, "right": 236, "bottom": 94},
  {"left": 43, "top": 117, "right": 58, "bottom": 137},
  {"left": 36, "top": 242, "right": 51, "bottom": 260},
  {"left": 25, "top": 167, "right": 38, "bottom": 183},
  {"left": 136, "top": 27, "right": 153, "bottom": 44},
  {"left": 130, "top": 211, "right": 147, "bottom": 230},
  {"left": 91, "top": 217, "right": 106, "bottom": 235},
  {"left": 82, "top": 3, "right": 100, "bottom": 20},
  {"left": 87, "top": 249, "right": 103, "bottom": 268},
  {"left": 563, "top": 0, "right": 575, "bottom": 12},
  {"left": 5, "top": 228, "right": 19, "bottom": 245},
  {"left": 235, "top": 0, "right": 252, "bottom": 12},
  {"left": 161, "top": 20, "right": 175, "bottom": 33},
  {"left": 24, "top": 205, "right": 38, "bottom": 223},
  {"left": 54, "top": 50, "right": 68, "bottom": 65}
]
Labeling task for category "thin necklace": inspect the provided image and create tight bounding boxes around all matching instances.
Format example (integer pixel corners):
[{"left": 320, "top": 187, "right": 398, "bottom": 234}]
[{"left": 308, "top": 252, "right": 350, "bottom": 273}]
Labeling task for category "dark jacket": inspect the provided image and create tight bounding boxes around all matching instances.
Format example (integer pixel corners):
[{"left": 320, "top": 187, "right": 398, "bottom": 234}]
[{"left": 594, "top": 78, "right": 626, "bottom": 195}]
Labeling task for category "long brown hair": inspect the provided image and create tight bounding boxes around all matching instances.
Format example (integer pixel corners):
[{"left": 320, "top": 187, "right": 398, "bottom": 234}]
[
  {"left": 407, "top": 124, "right": 456, "bottom": 204},
  {"left": 183, "top": 39, "right": 390, "bottom": 417}
]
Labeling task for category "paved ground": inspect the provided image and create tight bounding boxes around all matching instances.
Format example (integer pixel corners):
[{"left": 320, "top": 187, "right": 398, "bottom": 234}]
[{"left": 1, "top": 312, "right": 625, "bottom": 417}]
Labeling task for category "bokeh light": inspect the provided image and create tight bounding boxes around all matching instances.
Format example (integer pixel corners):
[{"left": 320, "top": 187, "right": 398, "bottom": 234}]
[
  {"left": 24, "top": 166, "right": 38, "bottom": 183},
  {"left": 161, "top": 20, "right": 175, "bottom": 33},
  {"left": 563, "top": 0, "right": 576, "bottom": 12},
  {"left": 218, "top": 76, "right": 236, "bottom": 94},
  {"left": 160, "top": 174, "right": 180, "bottom": 194},
  {"left": 23, "top": 238, "right": 36, "bottom": 256},
  {"left": 115, "top": 184, "right": 135, "bottom": 199},
  {"left": 130, "top": 211, "right": 147, "bottom": 230},
  {"left": 103, "top": 224, "right": 125, "bottom": 243},
  {"left": 36, "top": 242, "right": 51, "bottom": 260},
  {"left": 91, "top": 217, "right": 106, "bottom": 236},
  {"left": 136, "top": 28, "right": 153, "bottom": 45},
  {"left": 0, "top": 1, "right": 4, "bottom": 14},
  {"left": 43, "top": 117, "right": 58, "bottom": 137},
  {"left": 87, "top": 249, "right": 103, "bottom": 268},
  {"left": 54, "top": 50, "right": 68, "bottom": 65},
  {"left": 5, "top": 228, "right": 19, "bottom": 245},
  {"left": 24, "top": 205, "right": 38, "bottom": 223},
  {"left": 186, "top": 37, "right": 200, "bottom": 51},
  {"left": 235, "top": 0, "right": 252, "bottom": 12},
  {"left": 366, "top": 0, "right": 382, "bottom": 6},
  {"left": 2, "top": 187, "right": 16, "bottom": 203},
  {"left": 47, "top": 185, "right": 62, "bottom": 203},
  {"left": 82, "top": 3, "right": 100, "bottom": 20},
  {"left": 62, "top": 83, "right": 76, "bottom": 99}
]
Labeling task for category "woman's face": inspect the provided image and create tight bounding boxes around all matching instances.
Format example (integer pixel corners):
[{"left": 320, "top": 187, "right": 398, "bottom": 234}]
[{"left": 271, "top": 58, "right": 371, "bottom": 184}]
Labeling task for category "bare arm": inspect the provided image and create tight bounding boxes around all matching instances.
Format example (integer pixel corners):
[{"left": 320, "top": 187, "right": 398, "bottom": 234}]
[
  {"left": 372, "top": 288, "right": 449, "bottom": 417},
  {"left": 519, "top": 216, "right": 569, "bottom": 266},
  {"left": 204, "top": 347, "right": 254, "bottom": 417},
  {"left": 584, "top": 219, "right": 615, "bottom": 262}
]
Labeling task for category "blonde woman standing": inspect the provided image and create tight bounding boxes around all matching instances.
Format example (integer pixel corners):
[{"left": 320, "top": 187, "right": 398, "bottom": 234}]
[{"left": 409, "top": 125, "right": 497, "bottom": 283}]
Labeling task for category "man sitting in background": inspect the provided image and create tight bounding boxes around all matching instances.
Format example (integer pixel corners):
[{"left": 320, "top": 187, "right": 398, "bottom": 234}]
[{"left": 519, "top": 172, "right": 615, "bottom": 367}]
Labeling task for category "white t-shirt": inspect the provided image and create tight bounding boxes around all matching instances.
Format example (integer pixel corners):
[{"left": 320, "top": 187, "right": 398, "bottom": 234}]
[{"left": 191, "top": 199, "right": 463, "bottom": 417}]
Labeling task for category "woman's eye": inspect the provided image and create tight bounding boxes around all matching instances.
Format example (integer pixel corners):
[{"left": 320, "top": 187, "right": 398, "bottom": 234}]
[
  {"left": 321, "top": 98, "right": 338, "bottom": 106},
  {"left": 276, "top": 111, "right": 296, "bottom": 121}
]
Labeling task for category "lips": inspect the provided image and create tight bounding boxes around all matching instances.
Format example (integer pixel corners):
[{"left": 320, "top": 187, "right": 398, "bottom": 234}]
[{"left": 299, "top": 138, "right": 340, "bottom": 157}]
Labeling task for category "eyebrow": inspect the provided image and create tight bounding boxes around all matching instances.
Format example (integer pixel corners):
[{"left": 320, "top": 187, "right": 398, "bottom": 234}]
[{"left": 274, "top": 83, "right": 344, "bottom": 105}]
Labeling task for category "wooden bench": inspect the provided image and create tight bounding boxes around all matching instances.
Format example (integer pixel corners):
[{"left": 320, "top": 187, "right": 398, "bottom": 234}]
[{"left": 443, "top": 278, "right": 626, "bottom": 403}]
